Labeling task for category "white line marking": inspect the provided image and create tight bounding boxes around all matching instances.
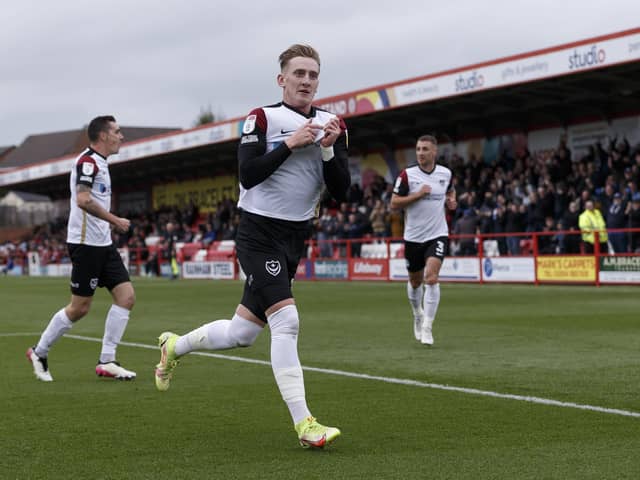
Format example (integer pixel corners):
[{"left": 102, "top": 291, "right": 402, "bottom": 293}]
[
  {"left": 0, "top": 332, "right": 42, "bottom": 337},
  {"left": 4, "top": 332, "right": 640, "bottom": 418}
]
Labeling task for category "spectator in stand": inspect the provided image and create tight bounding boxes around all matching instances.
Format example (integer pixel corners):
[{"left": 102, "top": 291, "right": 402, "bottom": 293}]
[
  {"left": 333, "top": 211, "right": 348, "bottom": 257},
  {"left": 626, "top": 179, "right": 639, "bottom": 200},
  {"left": 163, "top": 222, "right": 180, "bottom": 280},
  {"left": 201, "top": 223, "right": 217, "bottom": 247},
  {"left": 537, "top": 184, "right": 555, "bottom": 219},
  {"left": 369, "top": 199, "right": 389, "bottom": 238},
  {"left": 380, "top": 182, "right": 394, "bottom": 205},
  {"left": 181, "top": 222, "right": 194, "bottom": 243},
  {"left": 599, "top": 183, "right": 616, "bottom": 214},
  {"left": 538, "top": 217, "right": 559, "bottom": 254},
  {"left": 578, "top": 200, "right": 608, "bottom": 254},
  {"left": 525, "top": 191, "right": 545, "bottom": 232},
  {"left": 388, "top": 207, "right": 404, "bottom": 239},
  {"left": 347, "top": 183, "right": 363, "bottom": 205},
  {"left": 345, "top": 212, "right": 364, "bottom": 257},
  {"left": 553, "top": 182, "right": 570, "bottom": 220},
  {"left": 454, "top": 209, "right": 479, "bottom": 256},
  {"left": 606, "top": 193, "right": 628, "bottom": 253},
  {"left": 221, "top": 212, "right": 241, "bottom": 240},
  {"left": 627, "top": 193, "right": 640, "bottom": 253},
  {"left": 560, "top": 200, "right": 581, "bottom": 254},
  {"left": 504, "top": 202, "right": 526, "bottom": 255},
  {"left": 492, "top": 205, "right": 508, "bottom": 255},
  {"left": 478, "top": 206, "right": 494, "bottom": 235},
  {"left": 316, "top": 206, "right": 336, "bottom": 257}
]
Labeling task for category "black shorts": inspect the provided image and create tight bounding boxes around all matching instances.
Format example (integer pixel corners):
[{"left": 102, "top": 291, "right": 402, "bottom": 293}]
[
  {"left": 235, "top": 211, "right": 311, "bottom": 322},
  {"left": 68, "top": 243, "right": 130, "bottom": 297},
  {"left": 404, "top": 236, "right": 449, "bottom": 273}
]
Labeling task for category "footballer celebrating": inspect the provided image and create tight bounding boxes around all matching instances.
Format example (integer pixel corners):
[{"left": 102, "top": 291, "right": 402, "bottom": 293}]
[{"left": 154, "top": 44, "right": 350, "bottom": 448}]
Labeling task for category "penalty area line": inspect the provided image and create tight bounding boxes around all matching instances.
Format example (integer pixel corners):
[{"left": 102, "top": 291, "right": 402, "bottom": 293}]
[{"left": 4, "top": 332, "right": 640, "bottom": 419}]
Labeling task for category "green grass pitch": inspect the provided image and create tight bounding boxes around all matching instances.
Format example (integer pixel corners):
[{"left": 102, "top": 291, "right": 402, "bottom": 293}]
[{"left": 2, "top": 277, "right": 640, "bottom": 479}]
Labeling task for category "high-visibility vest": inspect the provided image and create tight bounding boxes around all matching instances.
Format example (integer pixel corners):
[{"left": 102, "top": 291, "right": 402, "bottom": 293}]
[{"left": 578, "top": 209, "right": 608, "bottom": 244}]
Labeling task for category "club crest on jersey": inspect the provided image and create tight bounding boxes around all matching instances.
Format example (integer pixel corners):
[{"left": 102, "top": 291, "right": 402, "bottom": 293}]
[
  {"left": 81, "top": 162, "right": 95, "bottom": 176},
  {"left": 439, "top": 179, "right": 445, "bottom": 186},
  {"left": 265, "top": 259, "right": 281, "bottom": 277},
  {"left": 242, "top": 115, "right": 257, "bottom": 134}
]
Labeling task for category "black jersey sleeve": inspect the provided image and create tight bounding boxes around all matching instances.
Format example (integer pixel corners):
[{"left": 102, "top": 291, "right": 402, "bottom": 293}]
[
  {"left": 322, "top": 118, "right": 350, "bottom": 203},
  {"left": 76, "top": 156, "right": 98, "bottom": 187},
  {"left": 237, "top": 108, "right": 292, "bottom": 189}
]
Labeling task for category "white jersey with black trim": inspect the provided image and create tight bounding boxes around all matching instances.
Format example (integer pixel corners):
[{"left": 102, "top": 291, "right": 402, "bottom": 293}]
[
  {"left": 238, "top": 103, "right": 340, "bottom": 221},
  {"left": 393, "top": 164, "right": 453, "bottom": 242},
  {"left": 67, "top": 148, "right": 113, "bottom": 246}
]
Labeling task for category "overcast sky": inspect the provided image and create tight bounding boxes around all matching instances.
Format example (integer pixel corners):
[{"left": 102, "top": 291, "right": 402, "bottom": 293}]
[{"left": 1, "top": 0, "right": 638, "bottom": 147}]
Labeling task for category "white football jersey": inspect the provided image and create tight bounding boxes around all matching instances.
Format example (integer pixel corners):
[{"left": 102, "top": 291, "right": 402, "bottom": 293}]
[
  {"left": 393, "top": 164, "right": 453, "bottom": 242},
  {"left": 67, "top": 148, "right": 113, "bottom": 246},
  {"left": 238, "top": 103, "right": 343, "bottom": 221}
]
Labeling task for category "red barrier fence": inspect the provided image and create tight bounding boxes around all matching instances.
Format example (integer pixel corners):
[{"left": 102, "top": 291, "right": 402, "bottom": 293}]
[{"left": 3, "top": 229, "right": 640, "bottom": 285}]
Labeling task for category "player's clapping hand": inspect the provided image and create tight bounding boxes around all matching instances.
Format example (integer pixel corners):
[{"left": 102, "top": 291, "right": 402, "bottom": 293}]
[
  {"left": 320, "top": 118, "right": 341, "bottom": 147},
  {"left": 285, "top": 119, "right": 323, "bottom": 149}
]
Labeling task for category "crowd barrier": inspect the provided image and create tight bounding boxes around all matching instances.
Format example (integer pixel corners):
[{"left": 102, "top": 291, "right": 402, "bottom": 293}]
[{"left": 3, "top": 229, "right": 640, "bottom": 286}]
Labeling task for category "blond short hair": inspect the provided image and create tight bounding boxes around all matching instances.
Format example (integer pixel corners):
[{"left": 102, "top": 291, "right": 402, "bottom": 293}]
[{"left": 279, "top": 44, "right": 320, "bottom": 71}]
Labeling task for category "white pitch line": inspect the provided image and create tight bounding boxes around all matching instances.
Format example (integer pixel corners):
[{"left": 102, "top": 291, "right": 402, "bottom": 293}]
[
  {"left": 5, "top": 332, "right": 640, "bottom": 419},
  {"left": 0, "top": 332, "right": 42, "bottom": 337}
]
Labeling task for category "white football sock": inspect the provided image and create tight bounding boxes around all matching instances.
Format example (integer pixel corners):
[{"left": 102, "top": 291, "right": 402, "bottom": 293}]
[
  {"left": 100, "top": 304, "right": 130, "bottom": 363},
  {"left": 424, "top": 283, "right": 441, "bottom": 329},
  {"left": 269, "top": 305, "right": 311, "bottom": 424},
  {"left": 35, "top": 308, "right": 73, "bottom": 358},
  {"left": 175, "top": 313, "right": 262, "bottom": 356},
  {"left": 407, "top": 282, "right": 424, "bottom": 316}
]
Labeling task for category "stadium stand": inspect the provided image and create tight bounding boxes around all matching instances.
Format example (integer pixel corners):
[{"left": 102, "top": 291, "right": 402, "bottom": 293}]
[{"left": 2, "top": 29, "right": 640, "bottom": 274}]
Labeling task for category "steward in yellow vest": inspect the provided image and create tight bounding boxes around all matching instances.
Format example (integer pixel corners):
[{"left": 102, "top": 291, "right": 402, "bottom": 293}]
[{"left": 578, "top": 200, "right": 608, "bottom": 254}]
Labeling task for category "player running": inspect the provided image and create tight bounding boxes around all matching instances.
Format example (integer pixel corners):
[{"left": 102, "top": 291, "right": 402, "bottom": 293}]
[{"left": 391, "top": 135, "right": 457, "bottom": 345}]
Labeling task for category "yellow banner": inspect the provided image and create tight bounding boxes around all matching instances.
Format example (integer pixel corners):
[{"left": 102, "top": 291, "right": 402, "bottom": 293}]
[
  {"left": 536, "top": 256, "right": 596, "bottom": 282},
  {"left": 152, "top": 176, "right": 237, "bottom": 213}
]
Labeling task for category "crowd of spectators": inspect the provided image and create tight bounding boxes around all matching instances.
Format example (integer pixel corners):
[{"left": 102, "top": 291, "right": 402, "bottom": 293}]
[
  {"left": 2, "top": 135, "right": 640, "bottom": 272},
  {"left": 311, "top": 135, "right": 640, "bottom": 256}
]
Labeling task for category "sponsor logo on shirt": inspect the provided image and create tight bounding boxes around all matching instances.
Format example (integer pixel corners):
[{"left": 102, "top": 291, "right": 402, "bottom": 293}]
[{"left": 96, "top": 183, "right": 109, "bottom": 194}]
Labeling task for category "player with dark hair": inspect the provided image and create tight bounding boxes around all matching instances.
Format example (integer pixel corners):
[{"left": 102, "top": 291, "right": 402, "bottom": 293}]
[
  {"left": 154, "top": 44, "right": 350, "bottom": 448},
  {"left": 27, "top": 115, "right": 137, "bottom": 381},
  {"left": 391, "top": 135, "right": 457, "bottom": 345}
]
